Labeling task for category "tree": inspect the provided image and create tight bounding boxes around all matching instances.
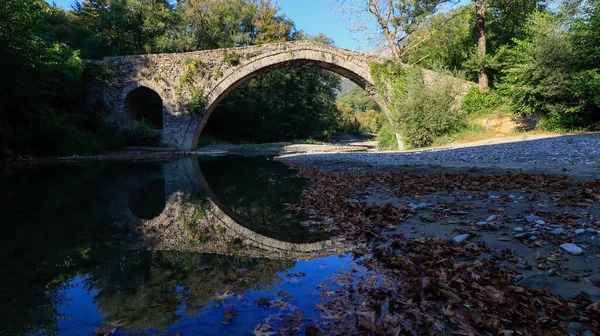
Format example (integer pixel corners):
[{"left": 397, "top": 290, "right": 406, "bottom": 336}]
[
  {"left": 337, "top": 0, "right": 458, "bottom": 63},
  {"left": 497, "top": 11, "right": 577, "bottom": 124},
  {"left": 470, "top": 0, "right": 546, "bottom": 92}
]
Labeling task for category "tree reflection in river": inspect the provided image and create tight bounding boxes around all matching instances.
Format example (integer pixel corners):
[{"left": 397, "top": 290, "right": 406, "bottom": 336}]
[{"left": 0, "top": 156, "right": 332, "bottom": 335}]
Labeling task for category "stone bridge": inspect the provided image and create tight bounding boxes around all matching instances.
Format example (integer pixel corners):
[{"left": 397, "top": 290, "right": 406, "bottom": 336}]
[
  {"left": 93, "top": 41, "right": 470, "bottom": 150},
  {"left": 131, "top": 158, "right": 345, "bottom": 260}
]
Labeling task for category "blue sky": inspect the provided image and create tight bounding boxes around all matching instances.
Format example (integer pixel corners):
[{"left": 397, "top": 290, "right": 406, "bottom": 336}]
[{"left": 45, "top": 0, "right": 372, "bottom": 50}]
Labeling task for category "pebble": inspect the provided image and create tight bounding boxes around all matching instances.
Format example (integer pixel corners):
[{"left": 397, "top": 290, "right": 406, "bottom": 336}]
[
  {"left": 595, "top": 220, "right": 600, "bottom": 225},
  {"left": 586, "top": 228, "right": 597, "bottom": 234},
  {"left": 560, "top": 243, "right": 583, "bottom": 255},
  {"left": 551, "top": 228, "right": 565, "bottom": 235},
  {"left": 486, "top": 215, "right": 497, "bottom": 222},
  {"left": 453, "top": 234, "right": 470, "bottom": 243},
  {"left": 547, "top": 269, "right": 557, "bottom": 276},
  {"left": 410, "top": 203, "right": 429, "bottom": 209},
  {"left": 529, "top": 236, "right": 537, "bottom": 241},
  {"left": 513, "top": 227, "right": 524, "bottom": 232},
  {"left": 575, "top": 229, "right": 586, "bottom": 235},
  {"left": 476, "top": 222, "right": 489, "bottom": 227},
  {"left": 535, "top": 220, "right": 545, "bottom": 225},
  {"left": 525, "top": 215, "right": 540, "bottom": 223},
  {"left": 514, "top": 274, "right": 524, "bottom": 282},
  {"left": 514, "top": 232, "right": 533, "bottom": 239}
]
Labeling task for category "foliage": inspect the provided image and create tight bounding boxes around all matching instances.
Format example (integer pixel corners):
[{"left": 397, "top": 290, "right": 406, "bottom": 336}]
[
  {"left": 125, "top": 119, "right": 161, "bottom": 146},
  {"left": 188, "top": 88, "right": 207, "bottom": 114},
  {"left": 339, "top": 0, "right": 457, "bottom": 63},
  {"left": 371, "top": 61, "right": 465, "bottom": 148},
  {"left": 205, "top": 64, "right": 340, "bottom": 142},
  {"left": 498, "top": 12, "right": 575, "bottom": 116},
  {"left": 377, "top": 120, "right": 399, "bottom": 150},
  {"left": 0, "top": 0, "right": 124, "bottom": 155},
  {"left": 497, "top": 9, "right": 600, "bottom": 130},
  {"left": 337, "top": 87, "right": 380, "bottom": 113},
  {"left": 223, "top": 52, "right": 242, "bottom": 65},
  {"left": 461, "top": 86, "right": 503, "bottom": 116},
  {"left": 357, "top": 109, "right": 383, "bottom": 134},
  {"left": 334, "top": 102, "right": 361, "bottom": 134},
  {"left": 393, "top": 72, "right": 464, "bottom": 148}
]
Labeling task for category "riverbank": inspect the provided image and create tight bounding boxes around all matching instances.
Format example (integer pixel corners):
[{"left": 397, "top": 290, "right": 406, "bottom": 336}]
[
  {"left": 275, "top": 132, "right": 600, "bottom": 334},
  {"left": 277, "top": 133, "right": 600, "bottom": 178}
]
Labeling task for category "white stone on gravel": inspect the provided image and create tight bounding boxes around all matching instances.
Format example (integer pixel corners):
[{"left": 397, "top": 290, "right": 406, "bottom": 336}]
[
  {"left": 410, "top": 203, "right": 429, "bottom": 210},
  {"left": 574, "top": 229, "right": 586, "bottom": 235},
  {"left": 586, "top": 228, "right": 598, "bottom": 234},
  {"left": 514, "top": 227, "right": 524, "bottom": 232},
  {"left": 486, "top": 215, "right": 497, "bottom": 222},
  {"left": 560, "top": 243, "right": 583, "bottom": 255},
  {"left": 476, "top": 222, "right": 489, "bottom": 227},
  {"left": 551, "top": 228, "right": 565, "bottom": 235},
  {"left": 453, "top": 234, "right": 470, "bottom": 243},
  {"left": 535, "top": 220, "right": 545, "bottom": 225}
]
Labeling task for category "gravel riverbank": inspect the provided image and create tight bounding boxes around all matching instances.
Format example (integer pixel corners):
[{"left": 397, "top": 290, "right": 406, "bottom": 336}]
[{"left": 277, "top": 133, "right": 600, "bottom": 178}]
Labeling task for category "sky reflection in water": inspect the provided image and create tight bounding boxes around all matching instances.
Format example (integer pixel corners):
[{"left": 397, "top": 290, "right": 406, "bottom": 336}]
[{"left": 0, "top": 156, "right": 349, "bottom": 335}]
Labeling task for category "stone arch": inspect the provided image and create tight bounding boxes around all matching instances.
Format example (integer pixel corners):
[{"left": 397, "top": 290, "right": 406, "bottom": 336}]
[
  {"left": 123, "top": 85, "right": 164, "bottom": 129},
  {"left": 137, "top": 158, "right": 343, "bottom": 259},
  {"left": 127, "top": 178, "right": 166, "bottom": 220},
  {"left": 191, "top": 48, "right": 385, "bottom": 148}
]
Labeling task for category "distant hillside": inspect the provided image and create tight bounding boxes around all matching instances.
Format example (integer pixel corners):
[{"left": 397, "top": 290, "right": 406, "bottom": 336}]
[{"left": 337, "top": 77, "right": 359, "bottom": 97}]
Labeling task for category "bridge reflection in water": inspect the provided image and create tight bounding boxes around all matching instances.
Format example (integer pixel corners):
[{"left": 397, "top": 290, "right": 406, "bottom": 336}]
[
  {"left": 128, "top": 157, "right": 343, "bottom": 260},
  {"left": 0, "top": 156, "right": 351, "bottom": 335}
]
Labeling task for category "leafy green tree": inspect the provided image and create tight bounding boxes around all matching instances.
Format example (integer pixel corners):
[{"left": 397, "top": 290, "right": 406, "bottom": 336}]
[{"left": 497, "top": 11, "right": 577, "bottom": 125}]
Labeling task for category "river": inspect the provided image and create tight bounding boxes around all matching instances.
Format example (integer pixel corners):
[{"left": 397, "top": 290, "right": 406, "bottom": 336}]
[{"left": 0, "top": 156, "right": 351, "bottom": 335}]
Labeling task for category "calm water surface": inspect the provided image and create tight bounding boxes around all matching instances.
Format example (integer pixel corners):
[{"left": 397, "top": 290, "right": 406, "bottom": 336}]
[{"left": 0, "top": 156, "right": 351, "bottom": 335}]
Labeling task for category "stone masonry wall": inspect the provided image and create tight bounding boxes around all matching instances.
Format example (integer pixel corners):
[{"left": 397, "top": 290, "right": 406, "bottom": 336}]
[{"left": 95, "top": 41, "right": 472, "bottom": 150}]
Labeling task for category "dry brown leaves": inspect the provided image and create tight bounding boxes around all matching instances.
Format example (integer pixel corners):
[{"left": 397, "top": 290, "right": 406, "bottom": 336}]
[{"left": 286, "top": 165, "right": 600, "bottom": 335}]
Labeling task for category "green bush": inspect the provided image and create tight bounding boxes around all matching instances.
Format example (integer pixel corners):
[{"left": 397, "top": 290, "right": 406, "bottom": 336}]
[
  {"left": 377, "top": 121, "right": 399, "bottom": 150},
  {"left": 188, "top": 88, "right": 207, "bottom": 114},
  {"left": 461, "top": 87, "right": 503, "bottom": 116},
  {"left": 125, "top": 119, "right": 160, "bottom": 146},
  {"left": 223, "top": 53, "right": 241, "bottom": 65},
  {"left": 392, "top": 72, "right": 465, "bottom": 148}
]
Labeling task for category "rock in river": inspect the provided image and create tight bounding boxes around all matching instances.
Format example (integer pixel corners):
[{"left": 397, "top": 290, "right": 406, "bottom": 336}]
[{"left": 560, "top": 243, "right": 583, "bottom": 255}]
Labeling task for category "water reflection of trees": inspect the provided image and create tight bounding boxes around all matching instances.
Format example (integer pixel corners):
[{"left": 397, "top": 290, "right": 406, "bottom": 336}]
[
  {"left": 86, "top": 250, "right": 293, "bottom": 332},
  {"left": 0, "top": 162, "right": 163, "bottom": 335},
  {"left": 199, "top": 156, "right": 330, "bottom": 243},
  {"left": 0, "top": 158, "right": 309, "bottom": 335}
]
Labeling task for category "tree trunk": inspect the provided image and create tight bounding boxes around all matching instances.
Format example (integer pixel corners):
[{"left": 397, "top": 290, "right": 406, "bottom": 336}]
[{"left": 475, "top": 0, "right": 489, "bottom": 93}]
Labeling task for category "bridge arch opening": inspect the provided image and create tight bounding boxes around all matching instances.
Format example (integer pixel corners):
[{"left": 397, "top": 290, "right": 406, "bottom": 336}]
[
  {"left": 196, "top": 57, "right": 384, "bottom": 146},
  {"left": 128, "top": 178, "right": 166, "bottom": 220},
  {"left": 124, "top": 86, "right": 164, "bottom": 129}
]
